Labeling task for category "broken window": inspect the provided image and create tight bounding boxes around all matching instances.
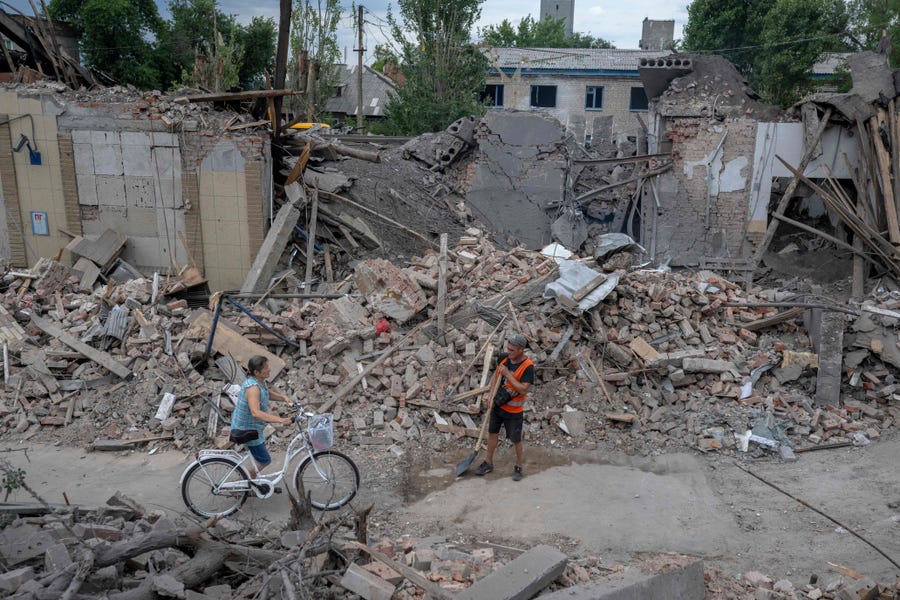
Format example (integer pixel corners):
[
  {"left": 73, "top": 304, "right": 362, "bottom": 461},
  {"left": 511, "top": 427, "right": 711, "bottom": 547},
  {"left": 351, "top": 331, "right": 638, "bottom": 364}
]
[
  {"left": 629, "top": 87, "right": 649, "bottom": 111},
  {"left": 530, "top": 85, "right": 557, "bottom": 108},
  {"left": 585, "top": 86, "right": 604, "bottom": 110},
  {"left": 481, "top": 84, "right": 504, "bottom": 107}
]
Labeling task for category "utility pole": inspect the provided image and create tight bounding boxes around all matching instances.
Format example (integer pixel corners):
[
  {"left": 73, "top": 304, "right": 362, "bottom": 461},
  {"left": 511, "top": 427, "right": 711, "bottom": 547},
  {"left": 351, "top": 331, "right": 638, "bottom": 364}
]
[{"left": 356, "top": 4, "right": 365, "bottom": 133}]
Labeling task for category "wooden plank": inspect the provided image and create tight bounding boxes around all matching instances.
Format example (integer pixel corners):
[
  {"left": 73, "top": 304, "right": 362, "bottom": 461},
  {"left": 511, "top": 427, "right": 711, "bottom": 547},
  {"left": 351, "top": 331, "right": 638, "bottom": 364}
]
[
  {"left": 72, "top": 257, "right": 101, "bottom": 291},
  {"left": 629, "top": 337, "right": 660, "bottom": 361},
  {"left": 66, "top": 229, "right": 126, "bottom": 271},
  {"left": 30, "top": 314, "right": 132, "bottom": 379},
  {"left": 186, "top": 310, "right": 285, "bottom": 380},
  {"left": 572, "top": 273, "right": 607, "bottom": 302},
  {"left": 870, "top": 114, "right": 900, "bottom": 244},
  {"left": 751, "top": 107, "right": 833, "bottom": 268},
  {"left": 743, "top": 307, "right": 806, "bottom": 332}
]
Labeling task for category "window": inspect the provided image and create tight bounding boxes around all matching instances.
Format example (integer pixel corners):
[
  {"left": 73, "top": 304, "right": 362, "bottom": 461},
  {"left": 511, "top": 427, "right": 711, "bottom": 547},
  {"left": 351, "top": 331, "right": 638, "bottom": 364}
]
[
  {"left": 481, "top": 84, "right": 504, "bottom": 107},
  {"left": 629, "top": 87, "right": 649, "bottom": 111},
  {"left": 585, "top": 86, "right": 603, "bottom": 110},
  {"left": 530, "top": 85, "right": 557, "bottom": 108}
]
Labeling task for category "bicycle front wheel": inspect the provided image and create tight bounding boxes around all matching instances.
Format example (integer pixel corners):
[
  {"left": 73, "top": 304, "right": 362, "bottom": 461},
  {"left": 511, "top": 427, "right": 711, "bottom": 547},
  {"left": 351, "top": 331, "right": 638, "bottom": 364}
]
[
  {"left": 181, "top": 457, "right": 250, "bottom": 518},
  {"left": 294, "top": 450, "right": 360, "bottom": 510}
]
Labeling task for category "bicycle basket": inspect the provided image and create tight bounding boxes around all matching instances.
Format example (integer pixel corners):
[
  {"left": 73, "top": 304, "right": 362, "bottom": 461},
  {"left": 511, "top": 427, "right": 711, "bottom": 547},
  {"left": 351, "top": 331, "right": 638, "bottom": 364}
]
[{"left": 307, "top": 413, "right": 334, "bottom": 450}]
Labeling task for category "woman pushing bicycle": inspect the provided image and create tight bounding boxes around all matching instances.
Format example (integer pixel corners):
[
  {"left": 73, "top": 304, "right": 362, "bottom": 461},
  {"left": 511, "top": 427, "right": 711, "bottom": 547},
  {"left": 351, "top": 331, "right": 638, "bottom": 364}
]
[{"left": 230, "top": 355, "right": 294, "bottom": 477}]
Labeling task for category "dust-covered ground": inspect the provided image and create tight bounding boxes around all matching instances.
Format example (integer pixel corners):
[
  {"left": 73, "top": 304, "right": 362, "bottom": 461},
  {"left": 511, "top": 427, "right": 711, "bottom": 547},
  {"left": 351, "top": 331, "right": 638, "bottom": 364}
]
[{"left": 5, "top": 427, "right": 899, "bottom": 593}]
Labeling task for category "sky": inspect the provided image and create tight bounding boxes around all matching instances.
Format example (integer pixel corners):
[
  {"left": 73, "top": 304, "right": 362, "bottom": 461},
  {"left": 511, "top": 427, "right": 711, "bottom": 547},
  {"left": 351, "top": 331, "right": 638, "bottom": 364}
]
[{"left": 4, "top": 0, "right": 690, "bottom": 63}]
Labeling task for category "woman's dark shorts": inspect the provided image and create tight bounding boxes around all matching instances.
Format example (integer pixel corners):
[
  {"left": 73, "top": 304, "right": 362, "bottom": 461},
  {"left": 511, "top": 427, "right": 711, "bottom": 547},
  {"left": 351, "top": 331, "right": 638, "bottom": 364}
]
[
  {"left": 247, "top": 443, "right": 272, "bottom": 467},
  {"left": 488, "top": 407, "right": 523, "bottom": 443}
]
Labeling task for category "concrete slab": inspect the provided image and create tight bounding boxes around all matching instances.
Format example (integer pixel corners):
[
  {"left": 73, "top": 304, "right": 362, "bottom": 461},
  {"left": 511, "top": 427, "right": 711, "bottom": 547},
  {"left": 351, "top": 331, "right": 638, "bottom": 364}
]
[
  {"left": 456, "top": 544, "right": 567, "bottom": 600},
  {"left": 240, "top": 197, "right": 302, "bottom": 293},
  {"left": 339, "top": 562, "right": 395, "bottom": 600},
  {"left": 536, "top": 561, "right": 704, "bottom": 600},
  {"left": 814, "top": 311, "right": 845, "bottom": 406}
]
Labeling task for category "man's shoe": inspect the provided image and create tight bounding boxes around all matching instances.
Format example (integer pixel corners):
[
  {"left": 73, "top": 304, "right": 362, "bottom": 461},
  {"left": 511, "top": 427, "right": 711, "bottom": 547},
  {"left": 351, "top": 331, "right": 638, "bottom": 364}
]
[
  {"left": 474, "top": 461, "right": 494, "bottom": 476},
  {"left": 512, "top": 466, "right": 523, "bottom": 481}
]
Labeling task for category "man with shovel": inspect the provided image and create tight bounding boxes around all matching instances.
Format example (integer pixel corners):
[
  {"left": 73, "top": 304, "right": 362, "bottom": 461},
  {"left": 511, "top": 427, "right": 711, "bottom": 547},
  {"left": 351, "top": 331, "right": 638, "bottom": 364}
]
[{"left": 475, "top": 333, "right": 534, "bottom": 481}]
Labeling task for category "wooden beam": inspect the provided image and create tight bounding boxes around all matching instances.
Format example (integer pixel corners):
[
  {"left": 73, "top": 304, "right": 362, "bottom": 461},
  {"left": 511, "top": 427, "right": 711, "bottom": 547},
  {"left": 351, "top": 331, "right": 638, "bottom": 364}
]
[
  {"left": 304, "top": 188, "right": 319, "bottom": 292},
  {"left": 30, "top": 314, "right": 132, "bottom": 379},
  {"left": 437, "top": 233, "right": 448, "bottom": 342},
  {"left": 751, "top": 107, "right": 833, "bottom": 269},
  {"left": 178, "top": 89, "right": 299, "bottom": 103},
  {"left": 273, "top": 0, "right": 292, "bottom": 137}
]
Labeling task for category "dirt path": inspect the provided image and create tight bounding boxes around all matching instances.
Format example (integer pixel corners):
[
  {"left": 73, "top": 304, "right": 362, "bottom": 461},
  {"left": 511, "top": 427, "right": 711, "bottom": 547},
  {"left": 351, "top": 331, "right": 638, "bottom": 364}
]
[{"left": 3, "top": 433, "right": 899, "bottom": 588}]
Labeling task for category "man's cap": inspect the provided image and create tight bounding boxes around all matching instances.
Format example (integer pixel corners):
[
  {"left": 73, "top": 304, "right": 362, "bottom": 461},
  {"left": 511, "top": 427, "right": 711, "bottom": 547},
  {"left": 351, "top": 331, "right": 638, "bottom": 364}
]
[{"left": 507, "top": 333, "right": 527, "bottom": 348}]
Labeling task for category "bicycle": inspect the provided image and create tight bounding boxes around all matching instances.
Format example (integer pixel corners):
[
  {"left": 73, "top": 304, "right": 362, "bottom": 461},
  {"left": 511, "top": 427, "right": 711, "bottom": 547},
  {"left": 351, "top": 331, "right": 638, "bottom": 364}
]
[{"left": 180, "top": 404, "right": 360, "bottom": 518}]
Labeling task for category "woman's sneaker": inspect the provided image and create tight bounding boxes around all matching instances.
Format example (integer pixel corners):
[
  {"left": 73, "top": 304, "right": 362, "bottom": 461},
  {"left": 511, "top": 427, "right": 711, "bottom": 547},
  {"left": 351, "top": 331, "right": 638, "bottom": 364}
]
[
  {"left": 474, "top": 461, "right": 493, "bottom": 476},
  {"left": 512, "top": 465, "right": 523, "bottom": 481}
]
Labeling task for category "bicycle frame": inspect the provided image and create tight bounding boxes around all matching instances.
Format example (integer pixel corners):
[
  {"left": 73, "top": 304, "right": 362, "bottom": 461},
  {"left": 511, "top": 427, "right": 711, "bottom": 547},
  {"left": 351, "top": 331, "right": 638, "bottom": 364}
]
[{"left": 181, "top": 416, "right": 326, "bottom": 500}]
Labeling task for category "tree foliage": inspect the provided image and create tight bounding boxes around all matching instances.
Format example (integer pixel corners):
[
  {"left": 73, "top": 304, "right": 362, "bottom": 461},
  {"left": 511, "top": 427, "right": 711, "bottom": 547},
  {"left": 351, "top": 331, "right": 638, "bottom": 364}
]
[
  {"left": 237, "top": 17, "right": 277, "bottom": 89},
  {"left": 289, "top": 0, "right": 343, "bottom": 120},
  {"left": 375, "top": 0, "right": 487, "bottom": 135},
  {"left": 847, "top": 0, "right": 900, "bottom": 67},
  {"left": 683, "top": 0, "right": 849, "bottom": 106},
  {"left": 480, "top": 15, "right": 613, "bottom": 49},
  {"left": 48, "top": 0, "right": 164, "bottom": 88}
]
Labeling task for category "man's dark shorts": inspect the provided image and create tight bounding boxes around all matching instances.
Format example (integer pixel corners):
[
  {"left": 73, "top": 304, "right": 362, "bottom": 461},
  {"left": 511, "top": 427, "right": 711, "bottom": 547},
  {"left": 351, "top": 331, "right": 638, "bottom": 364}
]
[
  {"left": 489, "top": 407, "right": 523, "bottom": 443},
  {"left": 247, "top": 443, "right": 272, "bottom": 467}
]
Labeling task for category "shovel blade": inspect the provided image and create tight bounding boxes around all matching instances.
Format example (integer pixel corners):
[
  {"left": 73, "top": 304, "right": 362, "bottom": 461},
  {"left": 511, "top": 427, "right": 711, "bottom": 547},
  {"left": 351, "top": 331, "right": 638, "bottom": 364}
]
[{"left": 456, "top": 451, "right": 477, "bottom": 477}]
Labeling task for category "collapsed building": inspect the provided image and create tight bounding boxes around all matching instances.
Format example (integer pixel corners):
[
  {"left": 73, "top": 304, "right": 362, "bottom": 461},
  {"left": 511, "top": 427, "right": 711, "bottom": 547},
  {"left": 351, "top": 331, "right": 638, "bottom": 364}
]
[{"left": 0, "top": 13, "right": 899, "bottom": 599}]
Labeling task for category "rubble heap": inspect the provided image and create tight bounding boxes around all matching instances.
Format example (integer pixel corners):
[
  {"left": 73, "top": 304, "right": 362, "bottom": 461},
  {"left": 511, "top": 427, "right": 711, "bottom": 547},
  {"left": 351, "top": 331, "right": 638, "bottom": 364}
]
[{"left": 1, "top": 228, "right": 897, "bottom": 462}]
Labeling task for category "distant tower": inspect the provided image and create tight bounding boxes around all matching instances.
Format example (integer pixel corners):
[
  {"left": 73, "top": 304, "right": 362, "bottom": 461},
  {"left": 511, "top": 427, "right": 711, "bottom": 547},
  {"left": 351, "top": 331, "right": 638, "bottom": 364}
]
[
  {"left": 540, "top": 0, "right": 574, "bottom": 37},
  {"left": 639, "top": 18, "right": 675, "bottom": 51}
]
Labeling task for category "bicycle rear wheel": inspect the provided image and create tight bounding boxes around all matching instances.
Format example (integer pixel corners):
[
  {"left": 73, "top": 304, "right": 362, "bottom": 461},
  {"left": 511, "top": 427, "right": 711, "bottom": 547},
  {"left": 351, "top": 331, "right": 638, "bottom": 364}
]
[
  {"left": 294, "top": 450, "right": 360, "bottom": 510},
  {"left": 181, "top": 457, "right": 250, "bottom": 518}
]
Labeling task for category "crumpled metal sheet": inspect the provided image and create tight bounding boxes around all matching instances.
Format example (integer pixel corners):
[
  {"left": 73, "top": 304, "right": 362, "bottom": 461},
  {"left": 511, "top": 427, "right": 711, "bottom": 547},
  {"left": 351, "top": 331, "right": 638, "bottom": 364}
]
[
  {"left": 543, "top": 259, "right": 619, "bottom": 316},
  {"left": 104, "top": 305, "right": 130, "bottom": 340},
  {"left": 593, "top": 233, "right": 646, "bottom": 261}
]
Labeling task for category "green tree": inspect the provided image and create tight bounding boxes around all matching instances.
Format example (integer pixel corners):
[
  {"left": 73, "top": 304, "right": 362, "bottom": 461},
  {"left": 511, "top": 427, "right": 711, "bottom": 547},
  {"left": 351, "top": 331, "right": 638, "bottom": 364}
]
[
  {"left": 288, "top": 0, "right": 342, "bottom": 120},
  {"left": 165, "top": 0, "right": 243, "bottom": 91},
  {"left": 371, "top": 43, "right": 399, "bottom": 74},
  {"left": 47, "top": 0, "right": 164, "bottom": 88},
  {"left": 480, "top": 15, "right": 613, "bottom": 49},
  {"left": 847, "top": 0, "right": 900, "bottom": 66},
  {"left": 375, "top": 0, "right": 488, "bottom": 135},
  {"left": 683, "top": 0, "right": 849, "bottom": 107},
  {"left": 236, "top": 16, "right": 277, "bottom": 89},
  {"left": 755, "top": 0, "right": 849, "bottom": 106}
]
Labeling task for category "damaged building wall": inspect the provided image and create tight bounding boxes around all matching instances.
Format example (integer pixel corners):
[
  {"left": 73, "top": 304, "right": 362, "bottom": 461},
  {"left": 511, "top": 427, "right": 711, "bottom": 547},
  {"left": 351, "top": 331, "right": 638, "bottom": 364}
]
[
  {"left": 0, "top": 91, "right": 73, "bottom": 264},
  {"left": 747, "top": 123, "right": 858, "bottom": 240},
  {"left": 648, "top": 118, "right": 758, "bottom": 263},
  {"left": 0, "top": 85, "right": 271, "bottom": 290},
  {"left": 465, "top": 111, "right": 569, "bottom": 249}
]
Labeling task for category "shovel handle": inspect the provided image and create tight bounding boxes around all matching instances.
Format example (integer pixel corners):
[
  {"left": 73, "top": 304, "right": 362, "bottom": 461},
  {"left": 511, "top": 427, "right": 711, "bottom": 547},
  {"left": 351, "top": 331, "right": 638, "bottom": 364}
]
[{"left": 473, "top": 369, "right": 503, "bottom": 452}]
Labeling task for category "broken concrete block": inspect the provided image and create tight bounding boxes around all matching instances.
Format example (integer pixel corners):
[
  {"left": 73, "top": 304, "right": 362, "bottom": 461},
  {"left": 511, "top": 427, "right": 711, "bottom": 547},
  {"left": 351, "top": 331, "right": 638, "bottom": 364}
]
[
  {"left": 340, "top": 562, "right": 396, "bottom": 600},
  {"left": 152, "top": 573, "right": 186, "bottom": 598},
  {"left": 361, "top": 561, "right": 403, "bottom": 585},
  {"left": 0, "top": 524, "right": 56, "bottom": 566},
  {"left": 0, "top": 566, "right": 34, "bottom": 594},
  {"left": 354, "top": 259, "right": 427, "bottom": 324},
  {"left": 646, "top": 349, "right": 706, "bottom": 368},
  {"left": 241, "top": 196, "right": 303, "bottom": 294},
  {"left": 682, "top": 358, "right": 736, "bottom": 374},
  {"left": 456, "top": 544, "right": 567, "bottom": 600},
  {"left": 44, "top": 543, "right": 73, "bottom": 572},
  {"left": 560, "top": 411, "right": 587, "bottom": 437},
  {"left": 321, "top": 296, "right": 370, "bottom": 328}
]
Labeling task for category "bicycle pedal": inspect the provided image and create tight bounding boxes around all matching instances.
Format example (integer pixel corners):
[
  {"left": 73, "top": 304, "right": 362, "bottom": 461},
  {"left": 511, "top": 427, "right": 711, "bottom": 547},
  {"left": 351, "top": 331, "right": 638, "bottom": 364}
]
[{"left": 274, "top": 487, "right": 283, "bottom": 494}]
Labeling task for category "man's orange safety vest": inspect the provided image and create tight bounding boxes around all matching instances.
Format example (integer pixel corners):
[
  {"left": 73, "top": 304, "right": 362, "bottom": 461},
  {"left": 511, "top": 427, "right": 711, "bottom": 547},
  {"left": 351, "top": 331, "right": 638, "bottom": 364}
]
[{"left": 499, "top": 356, "right": 534, "bottom": 414}]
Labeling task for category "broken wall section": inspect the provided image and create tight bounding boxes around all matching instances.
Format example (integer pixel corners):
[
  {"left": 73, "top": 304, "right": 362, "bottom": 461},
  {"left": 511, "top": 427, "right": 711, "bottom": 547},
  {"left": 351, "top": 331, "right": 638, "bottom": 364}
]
[
  {"left": 466, "top": 111, "right": 570, "bottom": 249},
  {"left": 0, "top": 84, "right": 271, "bottom": 291}
]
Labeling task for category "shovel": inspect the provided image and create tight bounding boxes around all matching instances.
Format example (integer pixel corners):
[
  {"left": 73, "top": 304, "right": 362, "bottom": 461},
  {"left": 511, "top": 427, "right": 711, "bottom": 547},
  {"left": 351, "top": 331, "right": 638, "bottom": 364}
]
[{"left": 456, "top": 369, "right": 503, "bottom": 477}]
